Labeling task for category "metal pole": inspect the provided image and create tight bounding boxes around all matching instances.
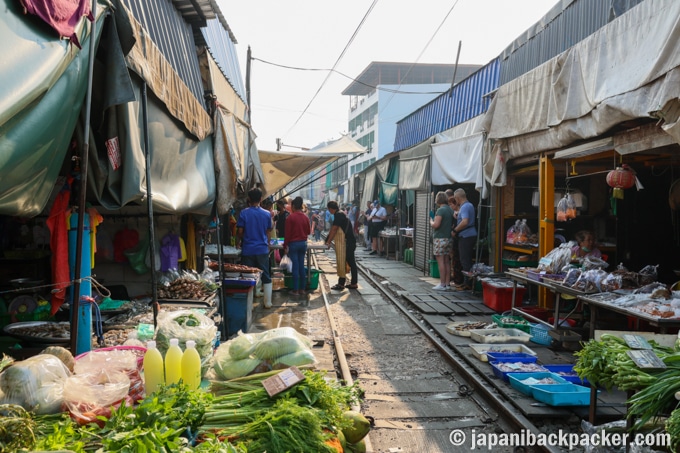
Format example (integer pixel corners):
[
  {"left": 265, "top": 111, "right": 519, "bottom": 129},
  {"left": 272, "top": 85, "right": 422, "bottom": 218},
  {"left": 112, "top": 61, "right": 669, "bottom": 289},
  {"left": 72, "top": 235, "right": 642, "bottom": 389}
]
[
  {"left": 142, "top": 83, "right": 159, "bottom": 327},
  {"left": 214, "top": 211, "right": 227, "bottom": 340},
  {"left": 70, "top": 0, "right": 98, "bottom": 354},
  {"left": 474, "top": 133, "right": 486, "bottom": 268},
  {"left": 449, "top": 41, "right": 462, "bottom": 94}
]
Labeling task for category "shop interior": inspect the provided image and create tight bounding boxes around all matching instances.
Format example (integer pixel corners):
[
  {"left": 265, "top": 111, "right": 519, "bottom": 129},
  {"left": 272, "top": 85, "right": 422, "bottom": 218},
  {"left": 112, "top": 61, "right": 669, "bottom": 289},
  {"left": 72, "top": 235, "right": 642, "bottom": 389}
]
[{"left": 503, "top": 142, "right": 680, "bottom": 293}]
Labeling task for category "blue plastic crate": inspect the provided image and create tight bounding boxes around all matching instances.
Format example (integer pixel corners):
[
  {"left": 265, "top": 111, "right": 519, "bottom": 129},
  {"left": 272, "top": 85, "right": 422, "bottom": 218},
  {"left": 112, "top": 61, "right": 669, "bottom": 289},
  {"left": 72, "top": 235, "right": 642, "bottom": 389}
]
[
  {"left": 543, "top": 364, "right": 590, "bottom": 386},
  {"left": 507, "top": 372, "right": 569, "bottom": 396},
  {"left": 490, "top": 361, "right": 548, "bottom": 382},
  {"left": 530, "top": 383, "right": 593, "bottom": 406},
  {"left": 486, "top": 352, "right": 537, "bottom": 364},
  {"left": 530, "top": 323, "right": 553, "bottom": 346}
]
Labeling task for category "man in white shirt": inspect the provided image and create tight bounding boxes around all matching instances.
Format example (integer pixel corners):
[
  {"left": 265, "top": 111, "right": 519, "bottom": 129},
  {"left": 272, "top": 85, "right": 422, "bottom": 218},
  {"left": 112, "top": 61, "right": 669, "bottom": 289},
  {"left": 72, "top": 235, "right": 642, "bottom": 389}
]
[{"left": 368, "top": 199, "right": 387, "bottom": 256}]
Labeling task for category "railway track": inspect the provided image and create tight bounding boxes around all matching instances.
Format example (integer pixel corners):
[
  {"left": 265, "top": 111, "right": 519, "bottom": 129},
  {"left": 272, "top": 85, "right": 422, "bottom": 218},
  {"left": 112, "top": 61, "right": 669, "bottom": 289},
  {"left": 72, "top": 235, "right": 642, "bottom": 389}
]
[{"left": 312, "top": 249, "right": 575, "bottom": 452}]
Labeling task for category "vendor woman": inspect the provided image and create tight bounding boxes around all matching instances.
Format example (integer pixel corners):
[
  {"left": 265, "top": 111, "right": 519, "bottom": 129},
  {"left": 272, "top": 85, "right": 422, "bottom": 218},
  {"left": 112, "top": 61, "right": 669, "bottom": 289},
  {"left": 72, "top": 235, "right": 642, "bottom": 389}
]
[{"left": 571, "top": 230, "right": 602, "bottom": 260}]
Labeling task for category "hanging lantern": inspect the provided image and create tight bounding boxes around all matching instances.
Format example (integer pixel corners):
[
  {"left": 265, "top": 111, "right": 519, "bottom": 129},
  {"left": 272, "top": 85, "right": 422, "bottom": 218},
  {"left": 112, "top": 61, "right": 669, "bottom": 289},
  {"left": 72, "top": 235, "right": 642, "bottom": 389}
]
[{"left": 606, "top": 165, "right": 636, "bottom": 199}]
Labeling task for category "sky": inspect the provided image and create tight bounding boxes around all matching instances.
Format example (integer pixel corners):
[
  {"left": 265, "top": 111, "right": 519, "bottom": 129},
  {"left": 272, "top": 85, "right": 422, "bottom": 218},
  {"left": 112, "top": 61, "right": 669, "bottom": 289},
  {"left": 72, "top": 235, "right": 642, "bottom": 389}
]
[{"left": 219, "top": 0, "right": 560, "bottom": 151}]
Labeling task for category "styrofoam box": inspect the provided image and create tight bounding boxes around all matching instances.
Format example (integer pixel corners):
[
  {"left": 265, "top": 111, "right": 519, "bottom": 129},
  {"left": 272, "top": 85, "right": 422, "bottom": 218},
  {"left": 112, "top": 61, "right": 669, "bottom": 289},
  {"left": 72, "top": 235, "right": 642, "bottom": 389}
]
[
  {"left": 469, "top": 343, "right": 538, "bottom": 362},
  {"left": 470, "top": 328, "right": 532, "bottom": 344}
]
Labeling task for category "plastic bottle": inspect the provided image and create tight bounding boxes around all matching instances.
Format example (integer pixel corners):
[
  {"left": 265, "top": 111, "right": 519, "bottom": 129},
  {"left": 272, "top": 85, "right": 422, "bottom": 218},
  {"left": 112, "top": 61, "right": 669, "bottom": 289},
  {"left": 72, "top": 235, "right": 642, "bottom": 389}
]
[
  {"left": 165, "top": 338, "right": 183, "bottom": 385},
  {"left": 143, "top": 340, "right": 165, "bottom": 395},
  {"left": 181, "top": 340, "right": 201, "bottom": 390}
]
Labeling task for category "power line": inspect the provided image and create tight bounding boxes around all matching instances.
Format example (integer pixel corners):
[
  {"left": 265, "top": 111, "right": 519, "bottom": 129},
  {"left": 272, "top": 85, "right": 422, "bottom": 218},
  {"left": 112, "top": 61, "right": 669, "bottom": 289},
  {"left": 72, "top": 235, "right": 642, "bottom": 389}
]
[
  {"left": 283, "top": 0, "right": 381, "bottom": 139},
  {"left": 250, "top": 57, "right": 447, "bottom": 95}
]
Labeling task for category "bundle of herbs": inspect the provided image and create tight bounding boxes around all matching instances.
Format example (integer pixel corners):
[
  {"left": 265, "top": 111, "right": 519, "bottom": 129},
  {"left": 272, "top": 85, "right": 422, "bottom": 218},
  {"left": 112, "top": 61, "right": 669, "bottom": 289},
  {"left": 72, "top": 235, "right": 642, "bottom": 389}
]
[{"left": 203, "top": 369, "right": 360, "bottom": 434}]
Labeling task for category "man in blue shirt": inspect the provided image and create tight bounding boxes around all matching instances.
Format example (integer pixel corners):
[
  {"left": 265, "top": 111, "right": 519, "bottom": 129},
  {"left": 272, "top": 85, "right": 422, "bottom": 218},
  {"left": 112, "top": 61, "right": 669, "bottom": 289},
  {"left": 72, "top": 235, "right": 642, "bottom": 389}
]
[{"left": 237, "top": 187, "right": 274, "bottom": 307}]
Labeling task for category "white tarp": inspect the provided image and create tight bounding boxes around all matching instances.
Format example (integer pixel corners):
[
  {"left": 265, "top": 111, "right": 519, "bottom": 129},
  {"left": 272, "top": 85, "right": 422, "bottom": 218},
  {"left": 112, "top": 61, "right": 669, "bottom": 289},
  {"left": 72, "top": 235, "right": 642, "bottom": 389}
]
[
  {"left": 431, "top": 133, "right": 487, "bottom": 198},
  {"left": 258, "top": 135, "right": 366, "bottom": 198},
  {"left": 480, "top": 0, "right": 680, "bottom": 167},
  {"left": 361, "top": 167, "right": 377, "bottom": 211}
]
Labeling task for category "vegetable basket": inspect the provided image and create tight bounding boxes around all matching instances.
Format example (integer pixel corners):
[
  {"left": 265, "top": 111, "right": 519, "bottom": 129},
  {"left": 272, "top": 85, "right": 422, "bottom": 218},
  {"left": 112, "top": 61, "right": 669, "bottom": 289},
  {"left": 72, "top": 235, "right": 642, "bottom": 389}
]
[{"left": 529, "top": 323, "right": 553, "bottom": 346}]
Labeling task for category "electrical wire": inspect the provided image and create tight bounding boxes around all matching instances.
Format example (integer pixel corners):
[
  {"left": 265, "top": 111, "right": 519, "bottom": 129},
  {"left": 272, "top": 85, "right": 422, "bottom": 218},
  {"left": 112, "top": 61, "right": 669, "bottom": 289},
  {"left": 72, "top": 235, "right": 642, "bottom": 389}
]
[
  {"left": 250, "top": 57, "right": 447, "bottom": 95},
  {"left": 380, "top": 0, "right": 462, "bottom": 112},
  {"left": 284, "top": 0, "right": 380, "bottom": 138}
]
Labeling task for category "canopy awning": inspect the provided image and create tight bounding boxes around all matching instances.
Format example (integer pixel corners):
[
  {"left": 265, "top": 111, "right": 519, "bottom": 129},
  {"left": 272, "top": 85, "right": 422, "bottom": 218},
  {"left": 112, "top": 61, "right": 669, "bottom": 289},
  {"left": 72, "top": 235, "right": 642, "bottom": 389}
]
[
  {"left": 398, "top": 138, "right": 433, "bottom": 191},
  {"left": 480, "top": 0, "right": 680, "bottom": 167},
  {"left": 258, "top": 135, "right": 366, "bottom": 197},
  {"left": 432, "top": 133, "right": 487, "bottom": 198}
]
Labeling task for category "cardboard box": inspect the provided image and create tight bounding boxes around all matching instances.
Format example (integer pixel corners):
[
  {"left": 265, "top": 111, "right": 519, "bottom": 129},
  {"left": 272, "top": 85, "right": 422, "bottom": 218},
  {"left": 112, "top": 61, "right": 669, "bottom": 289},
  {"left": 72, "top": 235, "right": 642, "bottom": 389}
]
[{"left": 262, "top": 366, "right": 305, "bottom": 397}]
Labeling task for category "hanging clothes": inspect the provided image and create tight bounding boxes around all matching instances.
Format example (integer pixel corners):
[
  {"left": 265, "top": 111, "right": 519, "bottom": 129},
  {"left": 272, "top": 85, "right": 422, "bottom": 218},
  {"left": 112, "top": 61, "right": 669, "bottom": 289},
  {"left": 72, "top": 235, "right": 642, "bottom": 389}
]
[
  {"left": 46, "top": 178, "right": 72, "bottom": 315},
  {"left": 160, "top": 233, "right": 180, "bottom": 271}
]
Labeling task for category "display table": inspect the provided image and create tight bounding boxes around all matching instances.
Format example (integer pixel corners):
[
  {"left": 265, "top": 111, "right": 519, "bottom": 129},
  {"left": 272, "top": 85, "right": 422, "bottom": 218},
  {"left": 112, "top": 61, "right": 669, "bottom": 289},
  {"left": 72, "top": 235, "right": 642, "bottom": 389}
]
[
  {"left": 378, "top": 231, "right": 398, "bottom": 260},
  {"left": 269, "top": 241, "right": 326, "bottom": 284},
  {"left": 578, "top": 292, "right": 680, "bottom": 337},
  {"left": 506, "top": 269, "right": 583, "bottom": 329}
]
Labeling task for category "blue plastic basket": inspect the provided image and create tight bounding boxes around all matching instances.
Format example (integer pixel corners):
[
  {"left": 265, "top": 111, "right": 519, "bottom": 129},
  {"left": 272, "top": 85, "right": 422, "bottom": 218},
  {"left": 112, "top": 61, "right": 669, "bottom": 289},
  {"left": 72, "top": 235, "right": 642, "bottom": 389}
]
[
  {"left": 543, "top": 364, "right": 590, "bottom": 386},
  {"left": 530, "top": 323, "right": 553, "bottom": 346},
  {"left": 507, "top": 372, "right": 569, "bottom": 396},
  {"left": 530, "top": 383, "right": 593, "bottom": 406}
]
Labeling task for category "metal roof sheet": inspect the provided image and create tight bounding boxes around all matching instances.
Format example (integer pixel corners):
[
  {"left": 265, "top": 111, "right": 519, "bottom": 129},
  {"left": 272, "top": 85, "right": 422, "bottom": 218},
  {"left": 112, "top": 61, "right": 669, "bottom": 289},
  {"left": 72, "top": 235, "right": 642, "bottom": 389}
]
[
  {"left": 393, "top": 59, "right": 500, "bottom": 151},
  {"left": 342, "top": 62, "right": 481, "bottom": 96},
  {"left": 202, "top": 19, "right": 247, "bottom": 104},
  {"left": 121, "top": 0, "right": 206, "bottom": 107}
]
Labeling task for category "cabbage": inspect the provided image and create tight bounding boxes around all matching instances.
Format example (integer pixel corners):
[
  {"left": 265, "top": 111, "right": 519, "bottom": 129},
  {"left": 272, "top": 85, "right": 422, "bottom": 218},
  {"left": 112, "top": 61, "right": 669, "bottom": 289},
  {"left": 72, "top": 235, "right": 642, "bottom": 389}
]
[
  {"left": 214, "top": 356, "right": 263, "bottom": 380},
  {"left": 229, "top": 333, "right": 261, "bottom": 360},
  {"left": 253, "top": 335, "right": 309, "bottom": 360},
  {"left": 273, "top": 349, "right": 316, "bottom": 368},
  {"left": 0, "top": 354, "right": 70, "bottom": 414}
]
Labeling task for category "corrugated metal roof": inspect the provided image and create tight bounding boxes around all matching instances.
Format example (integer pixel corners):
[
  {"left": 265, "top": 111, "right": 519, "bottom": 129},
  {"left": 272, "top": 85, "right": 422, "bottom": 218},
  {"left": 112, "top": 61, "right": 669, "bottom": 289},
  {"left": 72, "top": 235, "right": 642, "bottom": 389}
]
[
  {"left": 342, "top": 62, "right": 481, "bottom": 96},
  {"left": 201, "top": 19, "right": 247, "bottom": 104},
  {"left": 499, "top": 0, "right": 645, "bottom": 84},
  {"left": 393, "top": 59, "right": 500, "bottom": 151},
  {"left": 121, "top": 0, "right": 206, "bottom": 107}
]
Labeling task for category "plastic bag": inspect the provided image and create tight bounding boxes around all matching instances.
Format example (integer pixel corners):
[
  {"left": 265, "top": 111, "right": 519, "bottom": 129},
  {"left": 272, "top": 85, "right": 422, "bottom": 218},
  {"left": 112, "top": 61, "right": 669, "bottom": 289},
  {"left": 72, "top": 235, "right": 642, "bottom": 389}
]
[
  {"left": 0, "top": 354, "right": 70, "bottom": 414},
  {"left": 280, "top": 255, "right": 293, "bottom": 273},
  {"left": 556, "top": 194, "right": 577, "bottom": 222},
  {"left": 537, "top": 242, "right": 574, "bottom": 273},
  {"left": 211, "top": 327, "right": 315, "bottom": 380},
  {"left": 63, "top": 370, "right": 131, "bottom": 426},
  {"left": 582, "top": 256, "right": 609, "bottom": 271},
  {"left": 75, "top": 348, "right": 144, "bottom": 402},
  {"left": 124, "top": 234, "right": 150, "bottom": 274},
  {"left": 156, "top": 310, "right": 217, "bottom": 377}
]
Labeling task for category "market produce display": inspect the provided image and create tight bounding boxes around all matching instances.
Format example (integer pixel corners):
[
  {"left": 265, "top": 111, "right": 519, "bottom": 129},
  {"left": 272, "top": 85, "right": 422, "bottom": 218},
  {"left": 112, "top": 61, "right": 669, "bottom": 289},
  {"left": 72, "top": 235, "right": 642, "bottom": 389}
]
[
  {"left": 156, "top": 310, "right": 218, "bottom": 377},
  {"left": 0, "top": 324, "right": 369, "bottom": 453},
  {"left": 575, "top": 333, "right": 680, "bottom": 439},
  {"left": 158, "top": 270, "right": 219, "bottom": 300}
]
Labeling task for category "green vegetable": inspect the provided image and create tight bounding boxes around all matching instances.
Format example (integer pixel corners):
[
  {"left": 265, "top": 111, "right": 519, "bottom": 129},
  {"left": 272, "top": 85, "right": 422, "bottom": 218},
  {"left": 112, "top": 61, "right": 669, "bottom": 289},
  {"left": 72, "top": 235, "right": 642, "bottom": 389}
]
[{"left": 0, "top": 404, "right": 36, "bottom": 452}]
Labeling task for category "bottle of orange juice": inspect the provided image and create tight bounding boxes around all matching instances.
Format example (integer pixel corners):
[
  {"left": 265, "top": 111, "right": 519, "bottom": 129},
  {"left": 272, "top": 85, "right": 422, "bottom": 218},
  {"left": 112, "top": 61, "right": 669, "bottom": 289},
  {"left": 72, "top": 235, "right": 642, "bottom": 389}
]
[
  {"left": 143, "top": 340, "right": 164, "bottom": 395},
  {"left": 165, "top": 338, "right": 183, "bottom": 385},
  {"left": 181, "top": 340, "right": 201, "bottom": 390}
]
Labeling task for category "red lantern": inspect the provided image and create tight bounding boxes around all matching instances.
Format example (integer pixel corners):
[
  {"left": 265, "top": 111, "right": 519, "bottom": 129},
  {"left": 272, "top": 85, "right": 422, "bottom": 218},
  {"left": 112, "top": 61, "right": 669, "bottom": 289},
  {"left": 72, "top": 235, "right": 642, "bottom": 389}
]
[{"left": 606, "top": 165, "right": 636, "bottom": 199}]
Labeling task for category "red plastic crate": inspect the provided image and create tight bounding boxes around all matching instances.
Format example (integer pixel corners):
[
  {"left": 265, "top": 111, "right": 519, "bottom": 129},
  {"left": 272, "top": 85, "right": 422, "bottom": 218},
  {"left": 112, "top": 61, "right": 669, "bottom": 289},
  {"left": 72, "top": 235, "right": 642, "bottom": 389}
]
[{"left": 482, "top": 281, "right": 526, "bottom": 313}]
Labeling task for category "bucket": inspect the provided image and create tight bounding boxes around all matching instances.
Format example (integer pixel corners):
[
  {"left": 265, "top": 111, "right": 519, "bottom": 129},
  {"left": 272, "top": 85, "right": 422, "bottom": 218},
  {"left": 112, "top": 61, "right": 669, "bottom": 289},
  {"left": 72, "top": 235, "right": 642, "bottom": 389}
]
[
  {"left": 284, "top": 268, "right": 320, "bottom": 290},
  {"left": 404, "top": 248, "right": 414, "bottom": 264},
  {"left": 429, "top": 260, "right": 440, "bottom": 278}
]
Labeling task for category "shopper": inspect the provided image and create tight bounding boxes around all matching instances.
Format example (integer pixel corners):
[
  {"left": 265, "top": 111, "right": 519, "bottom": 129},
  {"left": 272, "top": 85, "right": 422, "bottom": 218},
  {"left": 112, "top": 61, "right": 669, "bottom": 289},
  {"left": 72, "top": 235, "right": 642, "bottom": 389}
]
[
  {"left": 452, "top": 188, "right": 477, "bottom": 290},
  {"left": 430, "top": 191, "right": 454, "bottom": 291},
  {"left": 325, "top": 201, "right": 358, "bottom": 290},
  {"left": 237, "top": 187, "right": 274, "bottom": 308},
  {"left": 368, "top": 199, "right": 387, "bottom": 256},
  {"left": 284, "top": 197, "right": 311, "bottom": 295},
  {"left": 448, "top": 196, "right": 464, "bottom": 286},
  {"left": 363, "top": 201, "right": 373, "bottom": 251},
  {"left": 311, "top": 211, "right": 323, "bottom": 242}
]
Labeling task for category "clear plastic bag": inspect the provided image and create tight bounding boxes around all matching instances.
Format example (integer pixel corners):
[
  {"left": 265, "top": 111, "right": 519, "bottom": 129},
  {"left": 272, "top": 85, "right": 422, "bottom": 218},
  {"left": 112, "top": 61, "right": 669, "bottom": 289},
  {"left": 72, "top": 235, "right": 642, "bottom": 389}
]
[
  {"left": 0, "top": 354, "right": 70, "bottom": 414},
  {"left": 75, "top": 348, "right": 144, "bottom": 402},
  {"left": 582, "top": 256, "right": 609, "bottom": 271},
  {"left": 155, "top": 310, "right": 218, "bottom": 377},
  {"left": 212, "top": 327, "right": 315, "bottom": 380},
  {"left": 538, "top": 242, "right": 574, "bottom": 273},
  {"left": 63, "top": 370, "right": 131, "bottom": 426},
  {"left": 280, "top": 255, "right": 293, "bottom": 273}
]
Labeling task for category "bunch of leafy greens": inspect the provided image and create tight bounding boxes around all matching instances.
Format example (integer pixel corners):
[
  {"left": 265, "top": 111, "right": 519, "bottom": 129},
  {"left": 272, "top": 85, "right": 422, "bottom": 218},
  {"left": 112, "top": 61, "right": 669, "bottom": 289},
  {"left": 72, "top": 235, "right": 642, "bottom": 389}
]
[{"left": 31, "top": 383, "right": 222, "bottom": 453}]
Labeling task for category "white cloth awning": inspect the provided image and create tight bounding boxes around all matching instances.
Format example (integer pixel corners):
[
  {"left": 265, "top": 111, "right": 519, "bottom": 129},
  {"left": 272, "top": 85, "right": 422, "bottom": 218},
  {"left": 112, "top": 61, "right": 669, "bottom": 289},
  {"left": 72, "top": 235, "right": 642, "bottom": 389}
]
[
  {"left": 398, "top": 138, "right": 432, "bottom": 191},
  {"left": 258, "top": 135, "right": 366, "bottom": 197},
  {"left": 431, "top": 132, "right": 487, "bottom": 198}
]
